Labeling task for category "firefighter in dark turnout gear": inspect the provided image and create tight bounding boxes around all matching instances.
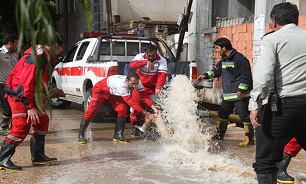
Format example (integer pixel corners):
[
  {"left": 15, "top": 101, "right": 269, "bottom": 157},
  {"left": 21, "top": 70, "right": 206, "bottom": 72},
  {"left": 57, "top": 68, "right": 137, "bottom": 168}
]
[
  {"left": 197, "top": 37, "right": 254, "bottom": 147},
  {"left": 0, "top": 35, "right": 65, "bottom": 171}
]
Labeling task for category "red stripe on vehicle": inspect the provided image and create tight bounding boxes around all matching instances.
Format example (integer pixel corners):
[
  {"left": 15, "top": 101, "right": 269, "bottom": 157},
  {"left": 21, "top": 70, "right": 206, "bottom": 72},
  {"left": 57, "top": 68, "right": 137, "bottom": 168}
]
[{"left": 54, "top": 67, "right": 107, "bottom": 77}]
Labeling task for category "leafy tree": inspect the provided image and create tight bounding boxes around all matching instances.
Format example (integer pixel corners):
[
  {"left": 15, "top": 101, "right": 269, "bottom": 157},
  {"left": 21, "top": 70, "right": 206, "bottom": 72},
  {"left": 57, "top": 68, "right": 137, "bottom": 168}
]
[{"left": 0, "top": 0, "right": 93, "bottom": 110}]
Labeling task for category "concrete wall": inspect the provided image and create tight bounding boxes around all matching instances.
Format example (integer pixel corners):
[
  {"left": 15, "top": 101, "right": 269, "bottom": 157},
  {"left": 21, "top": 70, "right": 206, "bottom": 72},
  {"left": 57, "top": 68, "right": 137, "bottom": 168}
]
[
  {"left": 212, "top": 0, "right": 255, "bottom": 26},
  {"left": 287, "top": 0, "right": 306, "bottom": 14},
  {"left": 56, "top": 0, "right": 102, "bottom": 51},
  {"left": 111, "top": 0, "right": 188, "bottom": 22}
]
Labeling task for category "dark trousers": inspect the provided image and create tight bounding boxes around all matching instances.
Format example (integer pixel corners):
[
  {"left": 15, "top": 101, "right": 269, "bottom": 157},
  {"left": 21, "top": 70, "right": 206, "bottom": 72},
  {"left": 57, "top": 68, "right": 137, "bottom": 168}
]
[
  {"left": 0, "top": 84, "right": 11, "bottom": 117},
  {"left": 253, "top": 98, "right": 306, "bottom": 174},
  {"left": 218, "top": 98, "right": 250, "bottom": 122}
]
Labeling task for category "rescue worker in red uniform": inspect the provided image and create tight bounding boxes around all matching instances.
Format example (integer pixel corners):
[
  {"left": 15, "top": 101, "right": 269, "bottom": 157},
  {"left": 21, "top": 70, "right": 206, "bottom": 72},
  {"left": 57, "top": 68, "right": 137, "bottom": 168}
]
[
  {"left": 0, "top": 35, "right": 65, "bottom": 171},
  {"left": 277, "top": 137, "right": 302, "bottom": 183},
  {"left": 77, "top": 73, "right": 158, "bottom": 144},
  {"left": 129, "top": 44, "right": 167, "bottom": 135}
]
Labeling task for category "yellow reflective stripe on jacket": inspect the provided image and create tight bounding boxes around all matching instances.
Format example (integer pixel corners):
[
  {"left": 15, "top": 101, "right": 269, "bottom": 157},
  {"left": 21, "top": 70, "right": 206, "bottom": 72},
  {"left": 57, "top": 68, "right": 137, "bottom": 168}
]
[
  {"left": 238, "top": 83, "right": 249, "bottom": 90},
  {"left": 222, "top": 62, "right": 235, "bottom": 68},
  {"left": 223, "top": 92, "right": 251, "bottom": 100},
  {"left": 207, "top": 71, "right": 213, "bottom": 77}
]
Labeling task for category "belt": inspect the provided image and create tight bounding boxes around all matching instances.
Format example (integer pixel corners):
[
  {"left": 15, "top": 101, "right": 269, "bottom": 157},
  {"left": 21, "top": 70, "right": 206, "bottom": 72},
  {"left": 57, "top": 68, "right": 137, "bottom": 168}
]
[{"left": 281, "top": 97, "right": 306, "bottom": 103}]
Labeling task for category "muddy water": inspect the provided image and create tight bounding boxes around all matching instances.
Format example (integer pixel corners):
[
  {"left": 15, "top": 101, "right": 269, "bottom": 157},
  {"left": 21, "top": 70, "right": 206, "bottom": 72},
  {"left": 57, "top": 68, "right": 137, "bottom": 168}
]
[{"left": 0, "top": 75, "right": 275, "bottom": 183}]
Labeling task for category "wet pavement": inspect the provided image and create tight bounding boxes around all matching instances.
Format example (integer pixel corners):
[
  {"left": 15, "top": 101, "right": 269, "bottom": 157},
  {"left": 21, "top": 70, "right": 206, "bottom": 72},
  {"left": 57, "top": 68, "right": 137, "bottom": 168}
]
[{"left": 0, "top": 103, "right": 305, "bottom": 184}]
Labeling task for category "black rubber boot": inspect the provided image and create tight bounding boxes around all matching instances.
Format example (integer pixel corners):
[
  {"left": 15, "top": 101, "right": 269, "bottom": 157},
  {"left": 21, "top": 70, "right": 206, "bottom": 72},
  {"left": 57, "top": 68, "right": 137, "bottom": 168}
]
[
  {"left": 113, "top": 117, "right": 129, "bottom": 143},
  {"left": 257, "top": 173, "right": 277, "bottom": 184},
  {"left": 30, "top": 136, "right": 57, "bottom": 166},
  {"left": 276, "top": 153, "right": 294, "bottom": 184},
  {"left": 211, "top": 120, "right": 228, "bottom": 140},
  {"left": 78, "top": 118, "right": 90, "bottom": 144},
  {"left": 0, "top": 139, "right": 22, "bottom": 170},
  {"left": 0, "top": 116, "right": 10, "bottom": 136},
  {"left": 238, "top": 122, "right": 255, "bottom": 147}
]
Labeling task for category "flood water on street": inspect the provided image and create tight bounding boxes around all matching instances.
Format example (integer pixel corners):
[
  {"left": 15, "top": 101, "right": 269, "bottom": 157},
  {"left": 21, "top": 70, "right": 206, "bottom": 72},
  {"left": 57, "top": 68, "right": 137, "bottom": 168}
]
[{"left": 1, "top": 75, "right": 305, "bottom": 184}]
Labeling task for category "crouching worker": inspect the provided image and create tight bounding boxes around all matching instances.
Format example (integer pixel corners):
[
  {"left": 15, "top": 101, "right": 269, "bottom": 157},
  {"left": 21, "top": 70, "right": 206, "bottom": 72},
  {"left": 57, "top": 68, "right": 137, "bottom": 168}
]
[
  {"left": 0, "top": 35, "right": 65, "bottom": 171},
  {"left": 78, "top": 73, "right": 157, "bottom": 144}
]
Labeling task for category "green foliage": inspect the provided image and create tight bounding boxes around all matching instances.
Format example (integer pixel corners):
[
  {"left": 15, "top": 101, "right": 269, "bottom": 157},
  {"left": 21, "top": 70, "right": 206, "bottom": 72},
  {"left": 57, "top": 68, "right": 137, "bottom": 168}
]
[
  {"left": 78, "top": 0, "right": 93, "bottom": 33},
  {"left": 15, "top": 0, "right": 92, "bottom": 112},
  {"left": 16, "top": 0, "right": 56, "bottom": 54}
]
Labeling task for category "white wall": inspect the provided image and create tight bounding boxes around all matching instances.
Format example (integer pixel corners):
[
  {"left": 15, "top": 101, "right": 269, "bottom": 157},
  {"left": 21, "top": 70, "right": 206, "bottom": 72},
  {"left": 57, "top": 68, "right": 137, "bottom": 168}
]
[
  {"left": 111, "top": 0, "right": 188, "bottom": 21},
  {"left": 287, "top": 0, "right": 306, "bottom": 14}
]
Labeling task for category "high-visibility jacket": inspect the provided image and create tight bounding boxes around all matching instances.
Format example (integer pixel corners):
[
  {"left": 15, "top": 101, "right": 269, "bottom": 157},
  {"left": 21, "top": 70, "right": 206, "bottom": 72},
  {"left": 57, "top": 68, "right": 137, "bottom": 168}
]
[
  {"left": 130, "top": 53, "right": 167, "bottom": 95},
  {"left": 203, "top": 49, "right": 253, "bottom": 101},
  {"left": 4, "top": 45, "right": 57, "bottom": 109}
]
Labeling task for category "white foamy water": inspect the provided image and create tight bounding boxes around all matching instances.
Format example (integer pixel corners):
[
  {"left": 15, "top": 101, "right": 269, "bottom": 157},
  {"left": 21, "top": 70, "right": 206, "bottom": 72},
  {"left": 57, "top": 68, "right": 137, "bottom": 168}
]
[{"left": 146, "top": 75, "right": 257, "bottom": 183}]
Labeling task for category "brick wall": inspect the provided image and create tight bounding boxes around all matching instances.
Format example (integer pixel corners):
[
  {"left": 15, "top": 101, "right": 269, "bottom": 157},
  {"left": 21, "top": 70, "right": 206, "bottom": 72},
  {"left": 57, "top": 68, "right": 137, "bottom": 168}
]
[{"left": 213, "top": 14, "right": 306, "bottom": 89}]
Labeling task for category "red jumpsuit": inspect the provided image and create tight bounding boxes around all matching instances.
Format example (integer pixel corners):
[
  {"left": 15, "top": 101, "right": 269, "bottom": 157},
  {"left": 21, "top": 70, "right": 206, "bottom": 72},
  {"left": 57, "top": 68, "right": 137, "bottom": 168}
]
[
  {"left": 284, "top": 137, "right": 302, "bottom": 157},
  {"left": 129, "top": 53, "right": 167, "bottom": 124},
  {"left": 4, "top": 46, "right": 56, "bottom": 145},
  {"left": 83, "top": 75, "right": 154, "bottom": 121}
]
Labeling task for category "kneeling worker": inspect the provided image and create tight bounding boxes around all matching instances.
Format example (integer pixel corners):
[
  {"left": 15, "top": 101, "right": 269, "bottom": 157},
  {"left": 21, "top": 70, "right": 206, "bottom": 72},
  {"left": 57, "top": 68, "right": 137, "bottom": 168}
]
[{"left": 78, "top": 73, "right": 158, "bottom": 144}]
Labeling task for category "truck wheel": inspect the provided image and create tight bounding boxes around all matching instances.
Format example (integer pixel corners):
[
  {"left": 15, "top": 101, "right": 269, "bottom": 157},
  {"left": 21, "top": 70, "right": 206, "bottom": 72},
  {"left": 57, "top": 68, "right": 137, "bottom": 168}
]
[{"left": 49, "top": 83, "right": 72, "bottom": 109}]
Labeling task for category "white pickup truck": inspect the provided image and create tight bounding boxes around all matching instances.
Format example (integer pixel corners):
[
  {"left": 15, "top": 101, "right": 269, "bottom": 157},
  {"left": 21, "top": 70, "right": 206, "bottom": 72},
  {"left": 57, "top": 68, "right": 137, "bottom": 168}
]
[{"left": 50, "top": 33, "right": 198, "bottom": 119}]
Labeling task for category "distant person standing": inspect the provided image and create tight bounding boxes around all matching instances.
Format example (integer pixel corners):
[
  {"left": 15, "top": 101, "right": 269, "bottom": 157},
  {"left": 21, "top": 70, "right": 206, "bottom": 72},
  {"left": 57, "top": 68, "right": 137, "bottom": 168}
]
[
  {"left": 249, "top": 2, "right": 306, "bottom": 183},
  {"left": 197, "top": 37, "right": 254, "bottom": 147},
  {"left": 0, "top": 33, "right": 18, "bottom": 136}
]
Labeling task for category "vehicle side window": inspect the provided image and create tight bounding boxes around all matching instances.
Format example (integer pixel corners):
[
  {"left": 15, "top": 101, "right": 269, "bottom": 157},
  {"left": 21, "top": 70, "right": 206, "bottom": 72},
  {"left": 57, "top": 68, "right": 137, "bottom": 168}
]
[
  {"left": 141, "top": 43, "right": 152, "bottom": 53},
  {"left": 76, "top": 42, "right": 89, "bottom": 60},
  {"left": 112, "top": 42, "right": 125, "bottom": 56},
  {"left": 62, "top": 46, "right": 78, "bottom": 63},
  {"left": 127, "top": 42, "right": 139, "bottom": 56},
  {"left": 101, "top": 42, "right": 110, "bottom": 55}
]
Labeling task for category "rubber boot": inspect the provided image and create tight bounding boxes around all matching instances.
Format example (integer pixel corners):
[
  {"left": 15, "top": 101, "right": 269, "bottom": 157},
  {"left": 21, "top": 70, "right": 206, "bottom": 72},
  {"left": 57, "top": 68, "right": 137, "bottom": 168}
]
[
  {"left": 238, "top": 122, "right": 255, "bottom": 147},
  {"left": 211, "top": 119, "right": 228, "bottom": 140},
  {"left": 257, "top": 173, "right": 277, "bottom": 184},
  {"left": 113, "top": 117, "right": 129, "bottom": 143},
  {"left": 0, "top": 116, "right": 10, "bottom": 136},
  {"left": 30, "top": 136, "right": 57, "bottom": 166},
  {"left": 78, "top": 118, "right": 90, "bottom": 144},
  {"left": 0, "top": 139, "right": 22, "bottom": 170},
  {"left": 276, "top": 153, "right": 294, "bottom": 184}
]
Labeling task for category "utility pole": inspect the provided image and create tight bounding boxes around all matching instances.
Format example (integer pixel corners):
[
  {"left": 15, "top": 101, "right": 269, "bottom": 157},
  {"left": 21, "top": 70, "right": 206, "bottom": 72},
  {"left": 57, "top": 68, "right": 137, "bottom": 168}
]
[
  {"left": 105, "top": 0, "right": 113, "bottom": 34},
  {"left": 175, "top": 0, "right": 193, "bottom": 61}
]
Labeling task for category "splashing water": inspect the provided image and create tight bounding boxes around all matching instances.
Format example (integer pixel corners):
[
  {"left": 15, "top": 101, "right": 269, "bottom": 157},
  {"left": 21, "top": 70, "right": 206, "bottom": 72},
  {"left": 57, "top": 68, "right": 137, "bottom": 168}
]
[{"left": 145, "top": 75, "right": 257, "bottom": 183}]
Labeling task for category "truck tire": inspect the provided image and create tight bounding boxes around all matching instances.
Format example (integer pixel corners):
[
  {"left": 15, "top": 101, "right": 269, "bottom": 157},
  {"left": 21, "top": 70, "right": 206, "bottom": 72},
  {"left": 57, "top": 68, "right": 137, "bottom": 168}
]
[{"left": 49, "top": 83, "right": 72, "bottom": 109}]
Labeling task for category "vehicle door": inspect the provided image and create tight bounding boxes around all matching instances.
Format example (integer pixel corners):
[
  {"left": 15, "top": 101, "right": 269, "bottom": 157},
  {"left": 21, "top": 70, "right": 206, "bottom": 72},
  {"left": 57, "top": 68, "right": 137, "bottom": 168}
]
[
  {"left": 65, "top": 41, "right": 90, "bottom": 96},
  {"left": 57, "top": 45, "right": 78, "bottom": 94}
]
